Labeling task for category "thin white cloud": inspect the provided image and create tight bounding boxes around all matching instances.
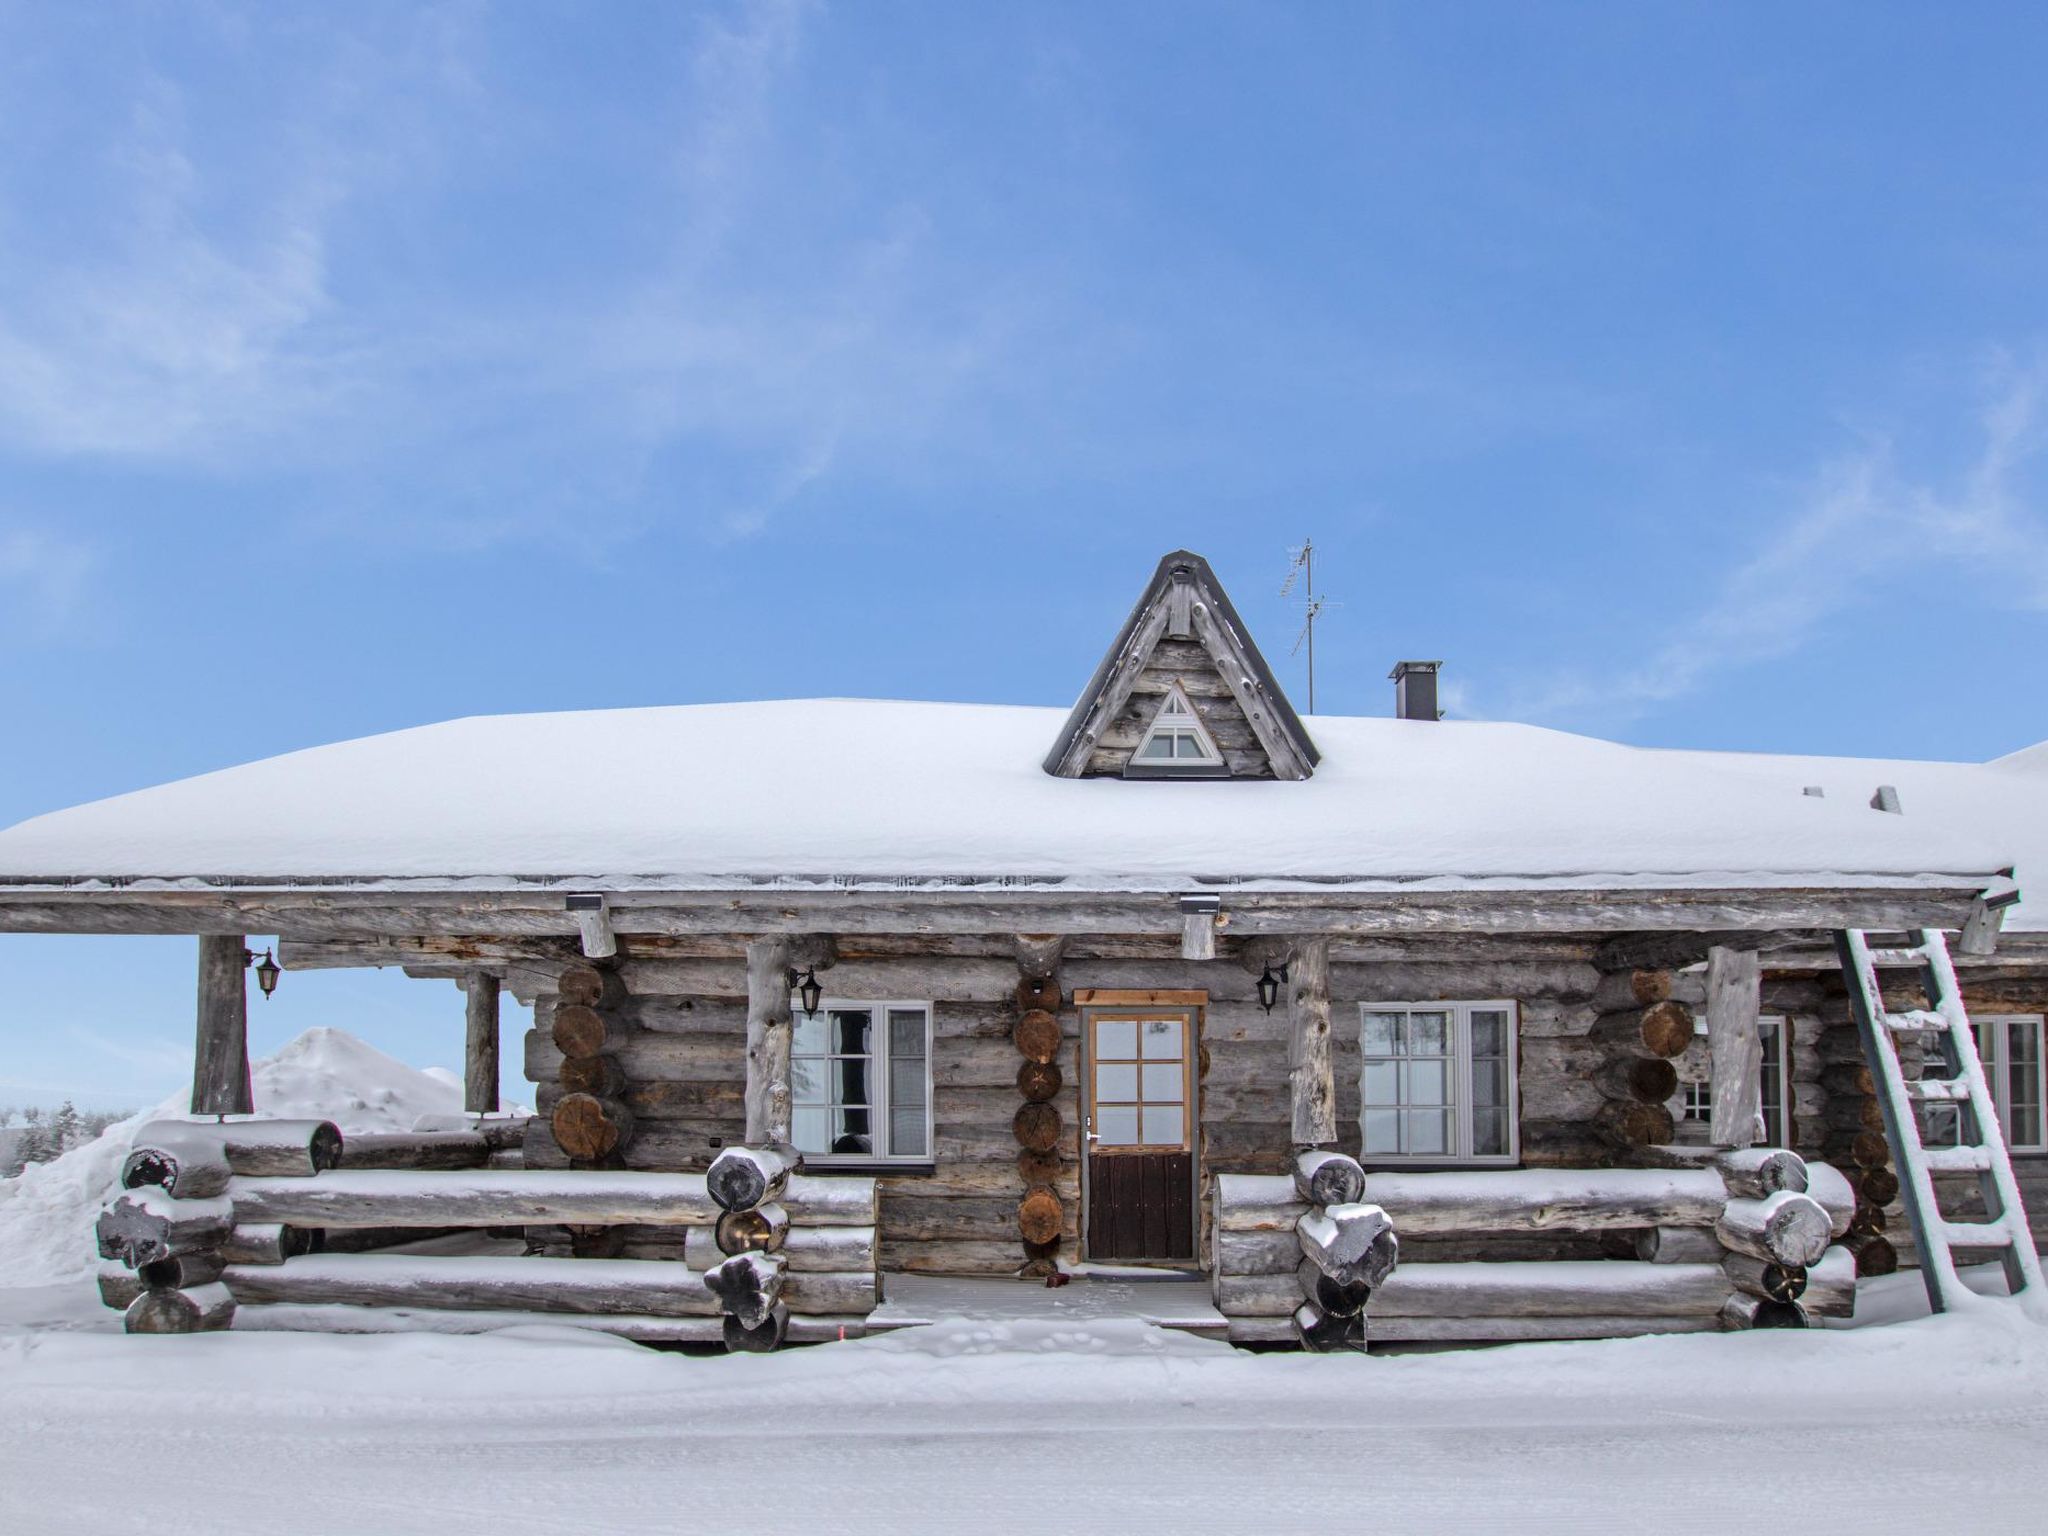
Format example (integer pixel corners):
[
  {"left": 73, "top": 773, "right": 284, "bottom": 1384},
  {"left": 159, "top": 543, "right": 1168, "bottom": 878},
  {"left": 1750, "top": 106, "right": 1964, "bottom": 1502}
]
[{"left": 1506, "top": 363, "right": 2048, "bottom": 727}]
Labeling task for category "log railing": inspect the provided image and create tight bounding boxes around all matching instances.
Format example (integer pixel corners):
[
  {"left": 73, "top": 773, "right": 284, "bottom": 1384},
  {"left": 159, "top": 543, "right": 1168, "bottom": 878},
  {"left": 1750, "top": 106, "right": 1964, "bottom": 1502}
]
[
  {"left": 1213, "top": 1148, "right": 1859, "bottom": 1345},
  {"left": 98, "top": 1122, "right": 877, "bottom": 1348}
]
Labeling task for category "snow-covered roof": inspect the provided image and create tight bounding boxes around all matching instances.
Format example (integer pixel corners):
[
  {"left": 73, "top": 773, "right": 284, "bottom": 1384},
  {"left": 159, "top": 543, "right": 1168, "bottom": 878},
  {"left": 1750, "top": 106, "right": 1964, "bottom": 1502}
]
[{"left": 0, "top": 699, "right": 2039, "bottom": 925}]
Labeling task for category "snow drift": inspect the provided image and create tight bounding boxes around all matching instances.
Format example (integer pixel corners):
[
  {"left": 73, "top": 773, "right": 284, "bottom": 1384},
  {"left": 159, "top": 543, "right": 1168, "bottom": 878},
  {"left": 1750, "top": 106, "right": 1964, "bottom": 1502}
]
[{"left": 0, "top": 1028, "right": 473, "bottom": 1287}]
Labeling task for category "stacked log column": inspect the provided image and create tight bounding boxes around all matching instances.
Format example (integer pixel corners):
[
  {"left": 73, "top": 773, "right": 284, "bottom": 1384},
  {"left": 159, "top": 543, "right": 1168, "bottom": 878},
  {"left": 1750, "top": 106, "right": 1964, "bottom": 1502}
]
[
  {"left": 702, "top": 1144, "right": 798, "bottom": 1350},
  {"left": 1712, "top": 1149, "right": 1858, "bottom": 1327},
  {"left": 1587, "top": 969, "right": 1691, "bottom": 1157},
  {"left": 1289, "top": 1150, "right": 1398, "bottom": 1351},
  {"left": 1816, "top": 990, "right": 1911, "bottom": 1276},
  {"left": 1012, "top": 964, "right": 1066, "bottom": 1278},
  {"left": 550, "top": 964, "right": 639, "bottom": 1260},
  {"left": 96, "top": 1119, "right": 341, "bottom": 1333}
]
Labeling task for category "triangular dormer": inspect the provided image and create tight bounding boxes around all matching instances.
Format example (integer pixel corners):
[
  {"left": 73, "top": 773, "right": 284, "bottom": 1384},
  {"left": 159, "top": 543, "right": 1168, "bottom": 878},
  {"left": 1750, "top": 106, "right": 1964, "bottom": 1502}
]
[{"left": 1043, "top": 550, "right": 1319, "bottom": 781}]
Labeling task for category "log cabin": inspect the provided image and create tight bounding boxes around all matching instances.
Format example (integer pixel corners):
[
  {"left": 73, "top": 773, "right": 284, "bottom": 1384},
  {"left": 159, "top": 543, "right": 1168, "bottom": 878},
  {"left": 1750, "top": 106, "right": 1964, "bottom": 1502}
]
[{"left": 5, "top": 549, "right": 2044, "bottom": 1348}]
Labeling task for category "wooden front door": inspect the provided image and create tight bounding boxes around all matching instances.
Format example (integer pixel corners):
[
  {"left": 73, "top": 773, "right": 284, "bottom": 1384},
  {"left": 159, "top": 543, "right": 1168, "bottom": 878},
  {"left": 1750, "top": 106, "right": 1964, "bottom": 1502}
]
[{"left": 1082, "top": 1005, "right": 1199, "bottom": 1262}]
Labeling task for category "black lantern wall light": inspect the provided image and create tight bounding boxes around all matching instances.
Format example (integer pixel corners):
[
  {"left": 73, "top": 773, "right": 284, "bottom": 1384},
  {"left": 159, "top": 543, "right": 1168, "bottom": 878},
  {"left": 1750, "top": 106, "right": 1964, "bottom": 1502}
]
[
  {"left": 246, "top": 946, "right": 281, "bottom": 1000},
  {"left": 1257, "top": 958, "right": 1288, "bottom": 1014},
  {"left": 790, "top": 966, "right": 823, "bottom": 1018}
]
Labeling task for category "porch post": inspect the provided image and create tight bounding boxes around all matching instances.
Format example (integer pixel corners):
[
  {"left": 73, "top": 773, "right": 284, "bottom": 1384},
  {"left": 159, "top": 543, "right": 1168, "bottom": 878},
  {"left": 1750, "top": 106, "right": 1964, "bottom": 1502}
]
[
  {"left": 464, "top": 972, "right": 501, "bottom": 1115},
  {"left": 1706, "top": 944, "right": 1763, "bottom": 1147},
  {"left": 1287, "top": 937, "right": 1336, "bottom": 1148},
  {"left": 744, "top": 938, "right": 795, "bottom": 1145},
  {"left": 192, "top": 934, "right": 253, "bottom": 1116}
]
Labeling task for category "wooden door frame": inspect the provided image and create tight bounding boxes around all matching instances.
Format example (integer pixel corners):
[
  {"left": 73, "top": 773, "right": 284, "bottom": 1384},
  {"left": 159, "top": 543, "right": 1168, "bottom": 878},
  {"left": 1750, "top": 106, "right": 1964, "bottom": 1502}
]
[{"left": 1075, "top": 989, "right": 1205, "bottom": 1263}]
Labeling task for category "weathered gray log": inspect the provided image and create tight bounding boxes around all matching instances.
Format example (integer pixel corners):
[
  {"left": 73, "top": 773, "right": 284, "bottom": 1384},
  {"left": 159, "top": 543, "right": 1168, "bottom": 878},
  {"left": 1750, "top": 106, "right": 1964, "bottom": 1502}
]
[
  {"left": 1590, "top": 969, "right": 1674, "bottom": 1013},
  {"left": 128, "top": 1119, "right": 342, "bottom": 1178},
  {"left": 744, "top": 938, "right": 795, "bottom": 1145},
  {"left": 1359, "top": 1314, "right": 1722, "bottom": 1343},
  {"left": 713, "top": 1201, "right": 790, "bottom": 1257},
  {"left": 1802, "top": 1245, "right": 1857, "bottom": 1318},
  {"left": 1296, "top": 1203, "right": 1398, "bottom": 1288},
  {"left": 97, "top": 1263, "right": 144, "bottom": 1310},
  {"left": 465, "top": 972, "right": 501, "bottom": 1115},
  {"left": 1634, "top": 1227, "right": 1725, "bottom": 1264},
  {"left": 1287, "top": 938, "right": 1336, "bottom": 1145},
  {"left": 1717, "top": 1192, "right": 1834, "bottom": 1268},
  {"left": 337, "top": 1132, "right": 492, "bottom": 1171},
  {"left": 217, "top": 1254, "right": 743, "bottom": 1316},
  {"left": 192, "top": 934, "right": 253, "bottom": 1116},
  {"left": 1293, "top": 1149, "right": 1366, "bottom": 1207},
  {"left": 96, "top": 1190, "right": 233, "bottom": 1268},
  {"left": 685, "top": 1224, "right": 875, "bottom": 1274},
  {"left": 707, "top": 1145, "right": 796, "bottom": 1213},
  {"left": 1587, "top": 1002, "right": 1696, "bottom": 1059},
  {"left": 1805, "top": 1162, "right": 1856, "bottom": 1238},
  {"left": 121, "top": 1128, "right": 233, "bottom": 1200},
  {"left": 1369, "top": 1260, "right": 1732, "bottom": 1319},
  {"left": 1706, "top": 945, "right": 1764, "bottom": 1147},
  {"left": 1292, "top": 1299, "right": 1365, "bottom": 1352},
  {"left": 1720, "top": 1293, "right": 1809, "bottom": 1330},
  {"left": 1217, "top": 1174, "right": 1309, "bottom": 1232},
  {"left": 1593, "top": 1056, "right": 1679, "bottom": 1104},
  {"left": 220, "top": 1222, "right": 319, "bottom": 1265},
  {"left": 125, "top": 1282, "right": 236, "bottom": 1334},
  {"left": 1013, "top": 934, "right": 1066, "bottom": 984},
  {"left": 1295, "top": 1258, "right": 1373, "bottom": 1317},
  {"left": 1357, "top": 1167, "right": 1730, "bottom": 1235},
  {"left": 1723, "top": 1251, "right": 1806, "bottom": 1303},
  {"left": 138, "top": 1252, "right": 226, "bottom": 1291},
  {"left": 724, "top": 1302, "right": 789, "bottom": 1353},
  {"left": 1215, "top": 1228, "right": 1306, "bottom": 1277},
  {"left": 703, "top": 1250, "right": 787, "bottom": 1329}
]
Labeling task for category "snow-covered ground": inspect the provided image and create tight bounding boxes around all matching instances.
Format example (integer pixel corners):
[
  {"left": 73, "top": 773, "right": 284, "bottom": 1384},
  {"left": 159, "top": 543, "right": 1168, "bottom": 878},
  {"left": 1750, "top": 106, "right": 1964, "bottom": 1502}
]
[{"left": 2, "top": 1274, "right": 2045, "bottom": 1534}]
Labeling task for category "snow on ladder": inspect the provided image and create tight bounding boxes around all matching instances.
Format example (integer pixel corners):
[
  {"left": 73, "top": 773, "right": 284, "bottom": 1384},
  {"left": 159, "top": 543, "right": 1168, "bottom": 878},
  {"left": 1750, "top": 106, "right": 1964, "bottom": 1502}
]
[{"left": 1835, "top": 929, "right": 2045, "bottom": 1315}]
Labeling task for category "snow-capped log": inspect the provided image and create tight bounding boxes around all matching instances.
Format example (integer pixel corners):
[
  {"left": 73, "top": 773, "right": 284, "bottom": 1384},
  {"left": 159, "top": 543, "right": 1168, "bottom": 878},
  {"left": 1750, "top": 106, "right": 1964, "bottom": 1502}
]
[
  {"left": 1366, "top": 1260, "right": 1732, "bottom": 1320},
  {"left": 1296, "top": 1203, "right": 1398, "bottom": 1288},
  {"left": 336, "top": 1132, "right": 492, "bottom": 1171},
  {"left": 1716, "top": 1192, "right": 1834, "bottom": 1268},
  {"left": 96, "top": 1189, "right": 233, "bottom": 1269},
  {"left": 1295, "top": 1259, "right": 1372, "bottom": 1317},
  {"left": 124, "top": 1282, "right": 236, "bottom": 1335},
  {"left": 715, "top": 1201, "right": 789, "bottom": 1256},
  {"left": 1720, "top": 1293, "right": 1809, "bottom": 1330},
  {"left": 1293, "top": 1149, "right": 1367, "bottom": 1207},
  {"left": 1292, "top": 1299, "right": 1365, "bottom": 1353},
  {"left": 221, "top": 1254, "right": 717, "bottom": 1315},
  {"left": 139, "top": 1252, "right": 226, "bottom": 1291},
  {"left": 125, "top": 1118, "right": 341, "bottom": 1178},
  {"left": 1358, "top": 1167, "right": 1730, "bottom": 1235},
  {"left": 120, "top": 1129, "right": 233, "bottom": 1201},
  {"left": 1801, "top": 1245, "right": 1857, "bottom": 1318},
  {"left": 703, "top": 1250, "right": 787, "bottom": 1330},
  {"left": 1588, "top": 1002, "right": 1696, "bottom": 1059},
  {"left": 1215, "top": 1229, "right": 1303, "bottom": 1277},
  {"left": 1012, "top": 1010, "right": 1061, "bottom": 1065},
  {"left": 1804, "top": 1162, "right": 1857, "bottom": 1237},
  {"left": 551, "top": 1004, "right": 632, "bottom": 1060},
  {"left": 684, "top": 1224, "right": 874, "bottom": 1274},
  {"left": 1633, "top": 1227, "right": 1725, "bottom": 1264},
  {"left": 412, "top": 1114, "right": 530, "bottom": 1153},
  {"left": 220, "top": 1222, "right": 319, "bottom": 1265},
  {"left": 550, "top": 1093, "right": 634, "bottom": 1161},
  {"left": 1712, "top": 1148, "right": 1809, "bottom": 1199},
  {"left": 1592, "top": 1056, "right": 1679, "bottom": 1105},
  {"left": 1018, "top": 1185, "right": 1064, "bottom": 1246},
  {"left": 707, "top": 1145, "right": 797, "bottom": 1213},
  {"left": 1214, "top": 1174, "right": 1308, "bottom": 1233},
  {"left": 1722, "top": 1252, "right": 1807, "bottom": 1304},
  {"left": 556, "top": 963, "right": 627, "bottom": 1011},
  {"left": 1593, "top": 1099, "right": 1676, "bottom": 1148},
  {"left": 724, "top": 1303, "right": 790, "bottom": 1353}
]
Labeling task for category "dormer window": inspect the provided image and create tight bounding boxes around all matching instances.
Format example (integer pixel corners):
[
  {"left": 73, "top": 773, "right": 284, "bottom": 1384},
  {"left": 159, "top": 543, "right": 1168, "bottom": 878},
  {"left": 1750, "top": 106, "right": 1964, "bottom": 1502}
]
[{"left": 1129, "top": 684, "right": 1224, "bottom": 775}]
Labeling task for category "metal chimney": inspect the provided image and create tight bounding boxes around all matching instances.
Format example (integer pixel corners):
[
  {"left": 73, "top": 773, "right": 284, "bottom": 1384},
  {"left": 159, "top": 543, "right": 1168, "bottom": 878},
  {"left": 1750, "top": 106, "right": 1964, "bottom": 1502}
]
[{"left": 1390, "top": 660, "right": 1442, "bottom": 721}]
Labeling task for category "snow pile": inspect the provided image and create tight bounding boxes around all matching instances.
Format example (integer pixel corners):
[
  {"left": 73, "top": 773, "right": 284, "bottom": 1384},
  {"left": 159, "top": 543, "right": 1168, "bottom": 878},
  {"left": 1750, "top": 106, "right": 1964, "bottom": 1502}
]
[{"left": 0, "top": 1028, "right": 466, "bottom": 1288}]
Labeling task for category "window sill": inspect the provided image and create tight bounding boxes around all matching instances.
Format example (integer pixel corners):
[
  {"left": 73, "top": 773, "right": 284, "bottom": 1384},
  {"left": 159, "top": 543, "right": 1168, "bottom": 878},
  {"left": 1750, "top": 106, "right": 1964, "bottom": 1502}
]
[{"left": 800, "top": 1160, "right": 936, "bottom": 1178}]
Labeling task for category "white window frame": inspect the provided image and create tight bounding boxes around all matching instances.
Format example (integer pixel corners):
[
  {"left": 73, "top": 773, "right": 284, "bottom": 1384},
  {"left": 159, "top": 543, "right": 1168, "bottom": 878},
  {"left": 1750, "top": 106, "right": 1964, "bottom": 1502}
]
[
  {"left": 1977, "top": 1014, "right": 2046, "bottom": 1155},
  {"left": 1130, "top": 682, "right": 1224, "bottom": 771},
  {"left": 789, "top": 997, "right": 934, "bottom": 1167},
  {"left": 1357, "top": 1000, "right": 1519, "bottom": 1166},
  {"left": 1756, "top": 1014, "right": 1793, "bottom": 1147}
]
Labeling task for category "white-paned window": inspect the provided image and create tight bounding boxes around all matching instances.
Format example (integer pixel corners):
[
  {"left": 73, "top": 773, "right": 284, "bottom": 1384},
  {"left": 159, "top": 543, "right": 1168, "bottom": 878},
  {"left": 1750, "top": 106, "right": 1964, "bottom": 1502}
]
[
  {"left": 790, "top": 1001, "right": 932, "bottom": 1165},
  {"left": 1131, "top": 682, "right": 1223, "bottom": 768},
  {"left": 1682, "top": 1081, "right": 1712, "bottom": 1125},
  {"left": 1978, "top": 1015, "right": 2046, "bottom": 1154},
  {"left": 1359, "top": 1002, "right": 1517, "bottom": 1164},
  {"left": 1757, "top": 1016, "right": 1792, "bottom": 1147}
]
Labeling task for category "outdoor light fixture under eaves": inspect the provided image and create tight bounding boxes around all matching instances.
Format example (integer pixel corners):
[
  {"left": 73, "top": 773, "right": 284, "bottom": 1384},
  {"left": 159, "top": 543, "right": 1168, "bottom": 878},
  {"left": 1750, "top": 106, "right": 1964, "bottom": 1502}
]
[
  {"left": 248, "top": 946, "right": 281, "bottom": 1000},
  {"left": 791, "top": 967, "right": 823, "bottom": 1018},
  {"left": 1257, "top": 959, "right": 1288, "bottom": 1014}
]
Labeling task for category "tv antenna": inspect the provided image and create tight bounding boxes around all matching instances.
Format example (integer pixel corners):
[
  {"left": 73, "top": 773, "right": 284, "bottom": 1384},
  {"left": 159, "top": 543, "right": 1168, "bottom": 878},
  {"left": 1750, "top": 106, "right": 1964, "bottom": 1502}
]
[{"left": 1281, "top": 538, "right": 1333, "bottom": 712}]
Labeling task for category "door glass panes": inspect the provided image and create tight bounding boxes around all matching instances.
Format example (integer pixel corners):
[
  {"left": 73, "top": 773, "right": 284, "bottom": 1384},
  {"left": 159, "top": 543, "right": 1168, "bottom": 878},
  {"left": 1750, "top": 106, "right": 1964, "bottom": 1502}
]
[{"left": 1091, "top": 1013, "right": 1188, "bottom": 1150}]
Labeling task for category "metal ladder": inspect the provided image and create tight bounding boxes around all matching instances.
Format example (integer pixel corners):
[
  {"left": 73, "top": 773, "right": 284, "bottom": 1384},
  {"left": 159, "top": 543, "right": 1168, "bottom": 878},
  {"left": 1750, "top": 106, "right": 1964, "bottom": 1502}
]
[{"left": 1836, "top": 928, "right": 2044, "bottom": 1313}]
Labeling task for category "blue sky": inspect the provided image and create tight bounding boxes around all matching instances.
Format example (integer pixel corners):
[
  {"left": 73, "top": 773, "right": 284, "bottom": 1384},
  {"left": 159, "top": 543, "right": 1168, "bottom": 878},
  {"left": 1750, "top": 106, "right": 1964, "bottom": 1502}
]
[{"left": 2, "top": 1, "right": 2045, "bottom": 1108}]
